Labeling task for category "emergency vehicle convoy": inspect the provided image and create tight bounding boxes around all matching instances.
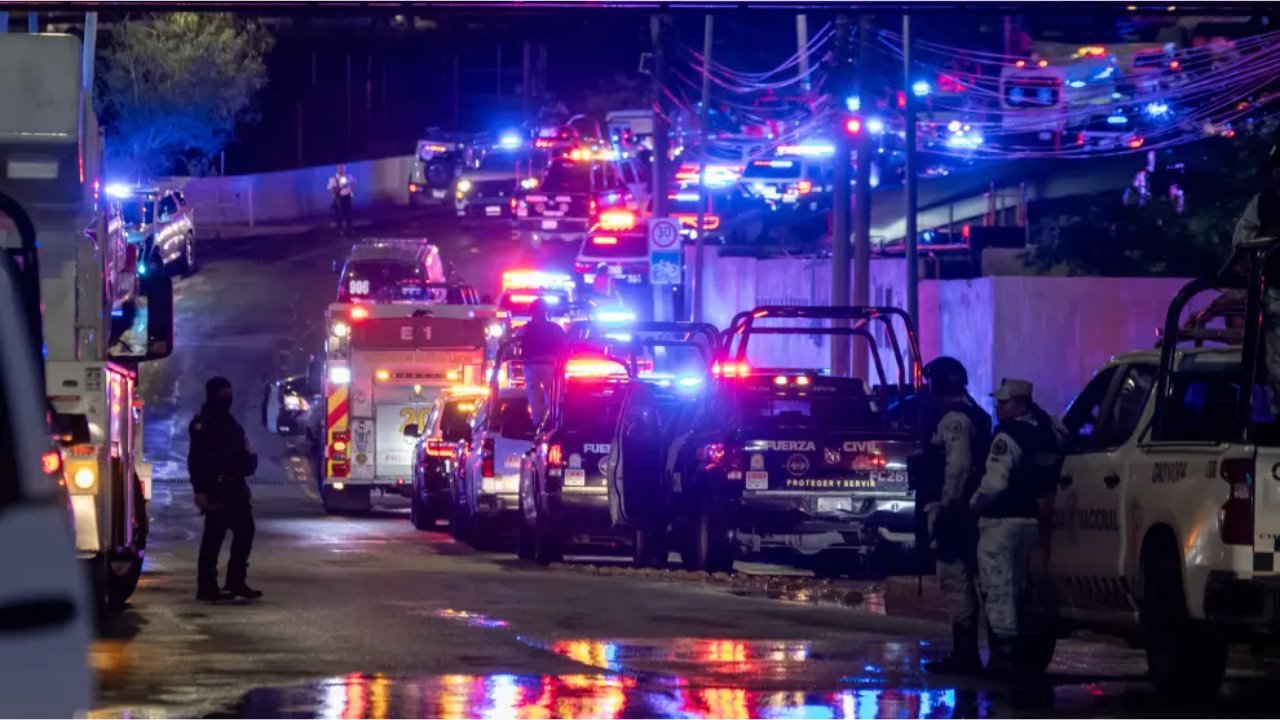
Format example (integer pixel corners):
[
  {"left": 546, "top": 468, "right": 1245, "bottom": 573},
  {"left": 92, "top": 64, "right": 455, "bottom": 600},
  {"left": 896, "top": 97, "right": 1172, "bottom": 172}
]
[{"left": 0, "top": 34, "right": 172, "bottom": 616}]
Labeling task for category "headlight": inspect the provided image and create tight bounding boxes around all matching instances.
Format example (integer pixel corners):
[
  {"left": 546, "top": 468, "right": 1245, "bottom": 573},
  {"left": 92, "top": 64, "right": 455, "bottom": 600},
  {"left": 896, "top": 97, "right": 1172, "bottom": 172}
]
[
  {"left": 487, "top": 323, "right": 505, "bottom": 339},
  {"left": 72, "top": 465, "right": 97, "bottom": 492},
  {"left": 456, "top": 179, "right": 473, "bottom": 194},
  {"left": 331, "top": 321, "right": 349, "bottom": 338},
  {"left": 329, "top": 366, "right": 351, "bottom": 384},
  {"left": 520, "top": 177, "right": 539, "bottom": 190},
  {"left": 284, "top": 395, "right": 303, "bottom": 411}
]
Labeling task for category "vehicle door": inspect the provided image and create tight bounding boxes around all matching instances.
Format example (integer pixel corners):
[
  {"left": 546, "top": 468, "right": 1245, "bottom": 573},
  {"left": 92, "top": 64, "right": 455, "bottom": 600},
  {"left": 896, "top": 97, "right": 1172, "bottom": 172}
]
[
  {"left": 156, "top": 193, "right": 181, "bottom": 257},
  {"left": 1065, "top": 362, "right": 1157, "bottom": 618},
  {"left": 0, "top": 264, "right": 93, "bottom": 717},
  {"left": 1054, "top": 364, "right": 1123, "bottom": 613},
  {"left": 174, "top": 190, "right": 193, "bottom": 234},
  {"left": 494, "top": 397, "right": 536, "bottom": 495},
  {"left": 463, "top": 398, "right": 491, "bottom": 508}
]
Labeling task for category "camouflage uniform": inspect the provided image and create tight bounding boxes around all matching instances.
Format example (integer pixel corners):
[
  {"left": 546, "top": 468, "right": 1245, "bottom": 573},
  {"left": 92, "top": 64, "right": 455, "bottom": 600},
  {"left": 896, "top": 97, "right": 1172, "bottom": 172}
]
[{"left": 971, "top": 380, "right": 1059, "bottom": 674}]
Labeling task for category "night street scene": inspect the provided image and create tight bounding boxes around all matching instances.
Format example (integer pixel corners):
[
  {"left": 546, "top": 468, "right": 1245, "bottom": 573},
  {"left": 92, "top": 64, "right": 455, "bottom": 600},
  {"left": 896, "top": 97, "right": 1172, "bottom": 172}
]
[{"left": 10, "top": 0, "right": 1280, "bottom": 717}]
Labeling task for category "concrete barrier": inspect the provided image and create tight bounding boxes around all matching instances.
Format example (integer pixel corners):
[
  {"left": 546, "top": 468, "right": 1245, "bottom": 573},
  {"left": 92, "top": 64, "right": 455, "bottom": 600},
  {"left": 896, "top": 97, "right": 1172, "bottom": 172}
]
[
  {"left": 160, "top": 155, "right": 415, "bottom": 227},
  {"left": 695, "top": 248, "right": 1195, "bottom": 415}
]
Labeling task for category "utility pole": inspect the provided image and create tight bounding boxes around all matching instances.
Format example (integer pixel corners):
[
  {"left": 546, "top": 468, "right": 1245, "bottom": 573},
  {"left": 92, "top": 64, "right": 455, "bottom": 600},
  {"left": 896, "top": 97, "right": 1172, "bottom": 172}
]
[
  {"left": 904, "top": 14, "right": 919, "bottom": 324},
  {"left": 692, "top": 13, "right": 713, "bottom": 323},
  {"left": 651, "top": 13, "right": 672, "bottom": 321},
  {"left": 796, "top": 14, "right": 811, "bottom": 92},
  {"left": 831, "top": 15, "right": 853, "bottom": 376},
  {"left": 852, "top": 16, "right": 874, "bottom": 381}
]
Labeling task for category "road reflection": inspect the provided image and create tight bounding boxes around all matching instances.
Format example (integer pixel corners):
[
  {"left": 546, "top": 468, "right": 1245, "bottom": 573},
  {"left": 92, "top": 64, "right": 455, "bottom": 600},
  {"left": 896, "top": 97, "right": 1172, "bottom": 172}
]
[{"left": 247, "top": 672, "right": 967, "bottom": 719}]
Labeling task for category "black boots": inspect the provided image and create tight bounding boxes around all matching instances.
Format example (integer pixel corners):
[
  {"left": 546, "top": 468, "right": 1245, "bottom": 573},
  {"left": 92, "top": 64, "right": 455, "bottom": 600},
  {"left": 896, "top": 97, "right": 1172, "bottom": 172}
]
[
  {"left": 985, "top": 634, "right": 1016, "bottom": 679},
  {"left": 196, "top": 588, "right": 233, "bottom": 602},
  {"left": 225, "top": 583, "right": 263, "bottom": 600},
  {"left": 925, "top": 623, "right": 982, "bottom": 676}
]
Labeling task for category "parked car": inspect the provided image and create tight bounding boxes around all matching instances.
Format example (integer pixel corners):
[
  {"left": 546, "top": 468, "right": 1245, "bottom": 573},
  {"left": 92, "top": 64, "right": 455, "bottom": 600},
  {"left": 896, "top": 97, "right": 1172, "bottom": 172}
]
[{"left": 108, "top": 184, "right": 197, "bottom": 277}]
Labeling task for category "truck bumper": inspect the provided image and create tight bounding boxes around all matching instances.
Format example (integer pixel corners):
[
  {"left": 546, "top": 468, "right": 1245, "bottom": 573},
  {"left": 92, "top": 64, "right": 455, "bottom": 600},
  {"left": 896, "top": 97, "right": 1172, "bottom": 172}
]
[
  {"left": 545, "top": 491, "right": 620, "bottom": 542},
  {"left": 1204, "top": 571, "right": 1280, "bottom": 632},
  {"left": 475, "top": 492, "right": 520, "bottom": 523},
  {"left": 733, "top": 495, "right": 916, "bottom": 557}
]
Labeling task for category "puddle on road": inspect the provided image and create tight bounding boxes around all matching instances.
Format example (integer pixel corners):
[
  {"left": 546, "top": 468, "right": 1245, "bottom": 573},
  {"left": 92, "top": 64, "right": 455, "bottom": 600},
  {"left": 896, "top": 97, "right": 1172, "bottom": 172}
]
[
  {"left": 225, "top": 672, "right": 970, "bottom": 719},
  {"left": 432, "top": 608, "right": 510, "bottom": 629}
]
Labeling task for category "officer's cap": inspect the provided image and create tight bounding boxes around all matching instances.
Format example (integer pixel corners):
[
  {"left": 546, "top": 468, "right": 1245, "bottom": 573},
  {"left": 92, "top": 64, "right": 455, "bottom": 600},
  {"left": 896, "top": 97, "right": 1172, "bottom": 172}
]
[{"left": 991, "top": 378, "right": 1033, "bottom": 401}]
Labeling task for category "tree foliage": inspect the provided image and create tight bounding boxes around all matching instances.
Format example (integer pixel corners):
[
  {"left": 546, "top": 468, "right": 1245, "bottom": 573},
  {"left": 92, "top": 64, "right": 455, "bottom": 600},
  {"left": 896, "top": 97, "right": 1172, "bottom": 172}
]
[
  {"left": 1032, "top": 129, "right": 1274, "bottom": 277},
  {"left": 96, "top": 13, "right": 274, "bottom": 178}
]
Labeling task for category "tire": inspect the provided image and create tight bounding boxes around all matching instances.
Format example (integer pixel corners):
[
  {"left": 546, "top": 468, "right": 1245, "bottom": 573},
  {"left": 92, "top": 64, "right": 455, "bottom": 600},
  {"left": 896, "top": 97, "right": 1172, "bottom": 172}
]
[
  {"left": 105, "top": 550, "right": 142, "bottom": 609},
  {"left": 1142, "top": 540, "right": 1228, "bottom": 701},
  {"left": 634, "top": 528, "right": 668, "bottom": 569},
  {"left": 174, "top": 233, "right": 197, "bottom": 277},
  {"left": 410, "top": 491, "right": 435, "bottom": 531},
  {"left": 692, "top": 499, "right": 734, "bottom": 574},
  {"left": 532, "top": 495, "right": 563, "bottom": 566}
]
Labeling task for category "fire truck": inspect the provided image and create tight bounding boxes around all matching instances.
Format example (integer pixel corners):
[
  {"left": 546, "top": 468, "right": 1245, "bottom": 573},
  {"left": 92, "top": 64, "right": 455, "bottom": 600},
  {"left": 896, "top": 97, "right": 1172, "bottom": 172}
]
[
  {"left": 0, "top": 34, "right": 173, "bottom": 611},
  {"left": 317, "top": 297, "right": 503, "bottom": 513}
]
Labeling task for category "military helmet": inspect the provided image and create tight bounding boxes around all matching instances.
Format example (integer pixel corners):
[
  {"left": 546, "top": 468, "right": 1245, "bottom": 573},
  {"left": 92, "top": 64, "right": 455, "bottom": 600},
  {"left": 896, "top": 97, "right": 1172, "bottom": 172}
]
[{"left": 923, "top": 356, "right": 968, "bottom": 394}]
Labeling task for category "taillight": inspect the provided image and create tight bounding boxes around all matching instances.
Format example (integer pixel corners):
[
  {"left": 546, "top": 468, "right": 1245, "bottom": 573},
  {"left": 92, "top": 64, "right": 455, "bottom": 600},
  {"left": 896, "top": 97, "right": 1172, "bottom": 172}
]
[
  {"left": 482, "top": 438, "right": 495, "bottom": 479},
  {"left": 589, "top": 198, "right": 598, "bottom": 216},
  {"left": 701, "top": 442, "right": 726, "bottom": 467},
  {"left": 547, "top": 444, "right": 564, "bottom": 468},
  {"left": 1219, "top": 458, "right": 1254, "bottom": 546},
  {"left": 426, "top": 440, "right": 454, "bottom": 458},
  {"left": 796, "top": 179, "right": 813, "bottom": 194},
  {"left": 42, "top": 450, "right": 63, "bottom": 475},
  {"left": 330, "top": 430, "right": 350, "bottom": 461},
  {"left": 700, "top": 443, "right": 742, "bottom": 471},
  {"left": 510, "top": 197, "right": 517, "bottom": 210}
]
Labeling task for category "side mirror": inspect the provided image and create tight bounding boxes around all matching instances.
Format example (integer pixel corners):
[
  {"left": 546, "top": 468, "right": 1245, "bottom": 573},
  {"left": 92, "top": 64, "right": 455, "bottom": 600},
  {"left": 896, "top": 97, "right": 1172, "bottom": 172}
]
[
  {"left": 109, "top": 269, "right": 174, "bottom": 361},
  {"left": 404, "top": 423, "right": 421, "bottom": 438}
]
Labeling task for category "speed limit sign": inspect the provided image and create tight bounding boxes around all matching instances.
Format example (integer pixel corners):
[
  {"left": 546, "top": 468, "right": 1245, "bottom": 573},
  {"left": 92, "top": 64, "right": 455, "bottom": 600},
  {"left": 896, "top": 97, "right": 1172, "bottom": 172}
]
[{"left": 648, "top": 218, "right": 680, "bottom": 252}]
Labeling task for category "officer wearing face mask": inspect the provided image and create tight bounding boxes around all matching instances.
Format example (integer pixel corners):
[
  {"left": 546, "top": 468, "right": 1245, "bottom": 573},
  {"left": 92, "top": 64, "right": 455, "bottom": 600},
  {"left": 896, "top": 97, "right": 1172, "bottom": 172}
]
[{"left": 188, "top": 377, "right": 262, "bottom": 602}]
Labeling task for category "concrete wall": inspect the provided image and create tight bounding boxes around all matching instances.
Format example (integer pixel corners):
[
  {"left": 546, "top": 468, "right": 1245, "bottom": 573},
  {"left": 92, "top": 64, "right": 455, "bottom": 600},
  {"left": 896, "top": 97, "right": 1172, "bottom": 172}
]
[
  {"left": 161, "top": 155, "right": 414, "bottom": 226},
  {"left": 696, "top": 249, "right": 1195, "bottom": 416}
]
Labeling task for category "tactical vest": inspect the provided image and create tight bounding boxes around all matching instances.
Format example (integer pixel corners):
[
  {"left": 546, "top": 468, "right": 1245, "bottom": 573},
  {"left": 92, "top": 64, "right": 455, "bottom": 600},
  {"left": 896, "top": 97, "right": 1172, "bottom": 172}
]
[
  {"left": 944, "top": 397, "right": 992, "bottom": 503},
  {"left": 981, "top": 412, "right": 1055, "bottom": 519}
]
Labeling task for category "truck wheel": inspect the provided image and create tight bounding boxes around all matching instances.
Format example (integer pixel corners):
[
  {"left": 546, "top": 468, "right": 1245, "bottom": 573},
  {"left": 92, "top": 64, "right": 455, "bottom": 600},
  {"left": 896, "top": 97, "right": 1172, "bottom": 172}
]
[
  {"left": 105, "top": 550, "right": 143, "bottom": 609},
  {"left": 174, "top": 233, "right": 197, "bottom": 276},
  {"left": 132, "top": 473, "right": 149, "bottom": 551},
  {"left": 634, "top": 528, "right": 668, "bottom": 568},
  {"left": 410, "top": 491, "right": 435, "bottom": 531},
  {"left": 1142, "top": 541, "right": 1228, "bottom": 701},
  {"left": 693, "top": 499, "right": 734, "bottom": 574},
  {"left": 533, "top": 497, "right": 563, "bottom": 566}
]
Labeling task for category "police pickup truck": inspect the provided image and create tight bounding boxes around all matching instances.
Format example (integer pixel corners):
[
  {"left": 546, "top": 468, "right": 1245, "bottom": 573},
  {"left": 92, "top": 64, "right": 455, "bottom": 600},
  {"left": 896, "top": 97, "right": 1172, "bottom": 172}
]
[
  {"left": 612, "top": 306, "right": 924, "bottom": 575},
  {"left": 518, "top": 352, "right": 634, "bottom": 564},
  {"left": 1039, "top": 250, "right": 1280, "bottom": 699}
]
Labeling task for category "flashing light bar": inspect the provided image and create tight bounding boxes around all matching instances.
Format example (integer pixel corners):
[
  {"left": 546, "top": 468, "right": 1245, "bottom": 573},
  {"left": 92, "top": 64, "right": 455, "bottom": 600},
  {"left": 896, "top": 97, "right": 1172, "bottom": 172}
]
[
  {"left": 105, "top": 183, "right": 134, "bottom": 199},
  {"left": 711, "top": 361, "right": 752, "bottom": 378},
  {"left": 350, "top": 306, "right": 370, "bottom": 321},
  {"left": 501, "top": 269, "right": 573, "bottom": 292},
  {"left": 594, "top": 308, "right": 636, "bottom": 324},
  {"left": 776, "top": 144, "right": 834, "bottom": 157},
  {"left": 592, "top": 236, "right": 619, "bottom": 246},
  {"left": 520, "top": 177, "right": 539, "bottom": 190},
  {"left": 597, "top": 209, "right": 637, "bottom": 231},
  {"left": 564, "top": 356, "right": 629, "bottom": 379},
  {"left": 498, "top": 132, "right": 522, "bottom": 149},
  {"left": 1077, "top": 45, "right": 1107, "bottom": 57}
]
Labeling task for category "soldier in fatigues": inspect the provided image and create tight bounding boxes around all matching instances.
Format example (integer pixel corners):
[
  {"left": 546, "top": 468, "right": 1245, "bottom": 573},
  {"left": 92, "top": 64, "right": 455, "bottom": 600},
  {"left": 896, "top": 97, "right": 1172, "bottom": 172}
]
[
  {"left": 970, "top": 378, "right": 1059, "bottom": 677},
  {"left": 920, "top": 357, "right": 991, "bottom": 676}
]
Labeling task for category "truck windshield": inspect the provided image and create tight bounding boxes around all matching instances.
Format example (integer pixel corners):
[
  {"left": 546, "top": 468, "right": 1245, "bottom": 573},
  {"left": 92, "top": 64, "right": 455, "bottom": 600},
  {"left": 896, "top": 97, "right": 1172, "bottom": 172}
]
[
  {"left": 541, "top": 161, "right": 592, "bottom": 193},
  {"left": 121, "top": 200, "right": 154, "bottom": 226},
  {"left": 732, "top": 381, "right": 881, "bottom": 430},
  {"left": 340, "top": 260, "right": 424, "bottom": 302}
]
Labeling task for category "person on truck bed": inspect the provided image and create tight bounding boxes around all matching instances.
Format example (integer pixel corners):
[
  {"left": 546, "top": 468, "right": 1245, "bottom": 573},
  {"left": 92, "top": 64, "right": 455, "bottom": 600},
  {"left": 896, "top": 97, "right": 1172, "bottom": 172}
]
[
  {"left": 189, "top": 377, "right": 263, "bottom": 602},
  {"left": 515, "top": 299, "right": 567, "bottom": 426}
]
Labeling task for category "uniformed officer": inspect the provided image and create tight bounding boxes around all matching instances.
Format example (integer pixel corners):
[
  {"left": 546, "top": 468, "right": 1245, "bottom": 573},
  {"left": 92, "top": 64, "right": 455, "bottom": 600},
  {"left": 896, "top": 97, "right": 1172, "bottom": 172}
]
[
  {"left": 970, "top": 378, "right": 1059, "bottom": 677},
  {"left": 515, "top": 299, "right": 567, "bottom": 426},
  {"left": 189, "top": 377, "right": 262, "bottom": 602},
  {"left": 920, "top": 357, "right": 992, "bottom": 676}
]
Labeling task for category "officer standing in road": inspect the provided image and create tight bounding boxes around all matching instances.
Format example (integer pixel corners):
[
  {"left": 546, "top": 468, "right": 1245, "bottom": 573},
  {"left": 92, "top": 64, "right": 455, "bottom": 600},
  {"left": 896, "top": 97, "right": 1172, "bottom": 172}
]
[
  {"left": 516, "top": 299, "right": 567, "bottom": 426},
  {"left": 189, "top": 377, "right": 263, "bottom": 602},
  {"left": 920, "top": 357, "right": 991, "bottom": 676},
  {"left": 969, "top": 378, "right": 1060, "bottom": 677},
  {"left": 328, "top": 164, "right": 356, "bottom": 235}
]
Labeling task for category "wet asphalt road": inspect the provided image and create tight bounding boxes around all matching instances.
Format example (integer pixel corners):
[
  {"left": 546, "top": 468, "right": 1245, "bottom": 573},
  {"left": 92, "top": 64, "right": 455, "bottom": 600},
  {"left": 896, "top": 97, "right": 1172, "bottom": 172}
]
[{"left": 95, "top": 205, "right": 1280, "bottom": 719}]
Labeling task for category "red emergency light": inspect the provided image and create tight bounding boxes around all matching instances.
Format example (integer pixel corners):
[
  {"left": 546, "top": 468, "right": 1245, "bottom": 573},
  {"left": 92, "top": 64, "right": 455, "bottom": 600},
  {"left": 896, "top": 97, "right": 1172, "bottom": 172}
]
[
  {"left": 597, "top": 209, "right": 637, "bottom": 231},
  {"left": 711, "top": 361, "right": 752, "bottom": 378},
  {"left": 508, "top": 293, "right": 540, "bottom": 304},
  {"left": 592, "top": 236, "right": 620, "bottom": 246},
  {"left": 350, "top": 306, "right": 370, "bottom": 321},
  {"left": 564, "top": 356, "right": 629, "bottom": 379}
]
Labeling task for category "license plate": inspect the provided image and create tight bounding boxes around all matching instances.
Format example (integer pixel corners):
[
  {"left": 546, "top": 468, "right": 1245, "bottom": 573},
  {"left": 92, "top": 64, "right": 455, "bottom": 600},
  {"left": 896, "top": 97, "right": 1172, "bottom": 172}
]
[
  {"left": 565, "top": 469, "right": 586, "bottom": 486},
  {"left": 870, "top": 469, "right": 908, "bottom": 486},
  {"left": 541, "top": 219, "right": 559, "bottom": 230},
  {"left": 431, "top": 189, "right": 446, "bottom": 199},
  {"left": 817, "top": 497, "right": 853, "bottom": 512},
  {"left": 746, "top": 471, "right": 768, "bottom": 490},
  {"left": 607, "top": 265, "right": 624, "bottom": 277},
  {"left": 485, "top": 206, "right": 502, "bottom": 216}
]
